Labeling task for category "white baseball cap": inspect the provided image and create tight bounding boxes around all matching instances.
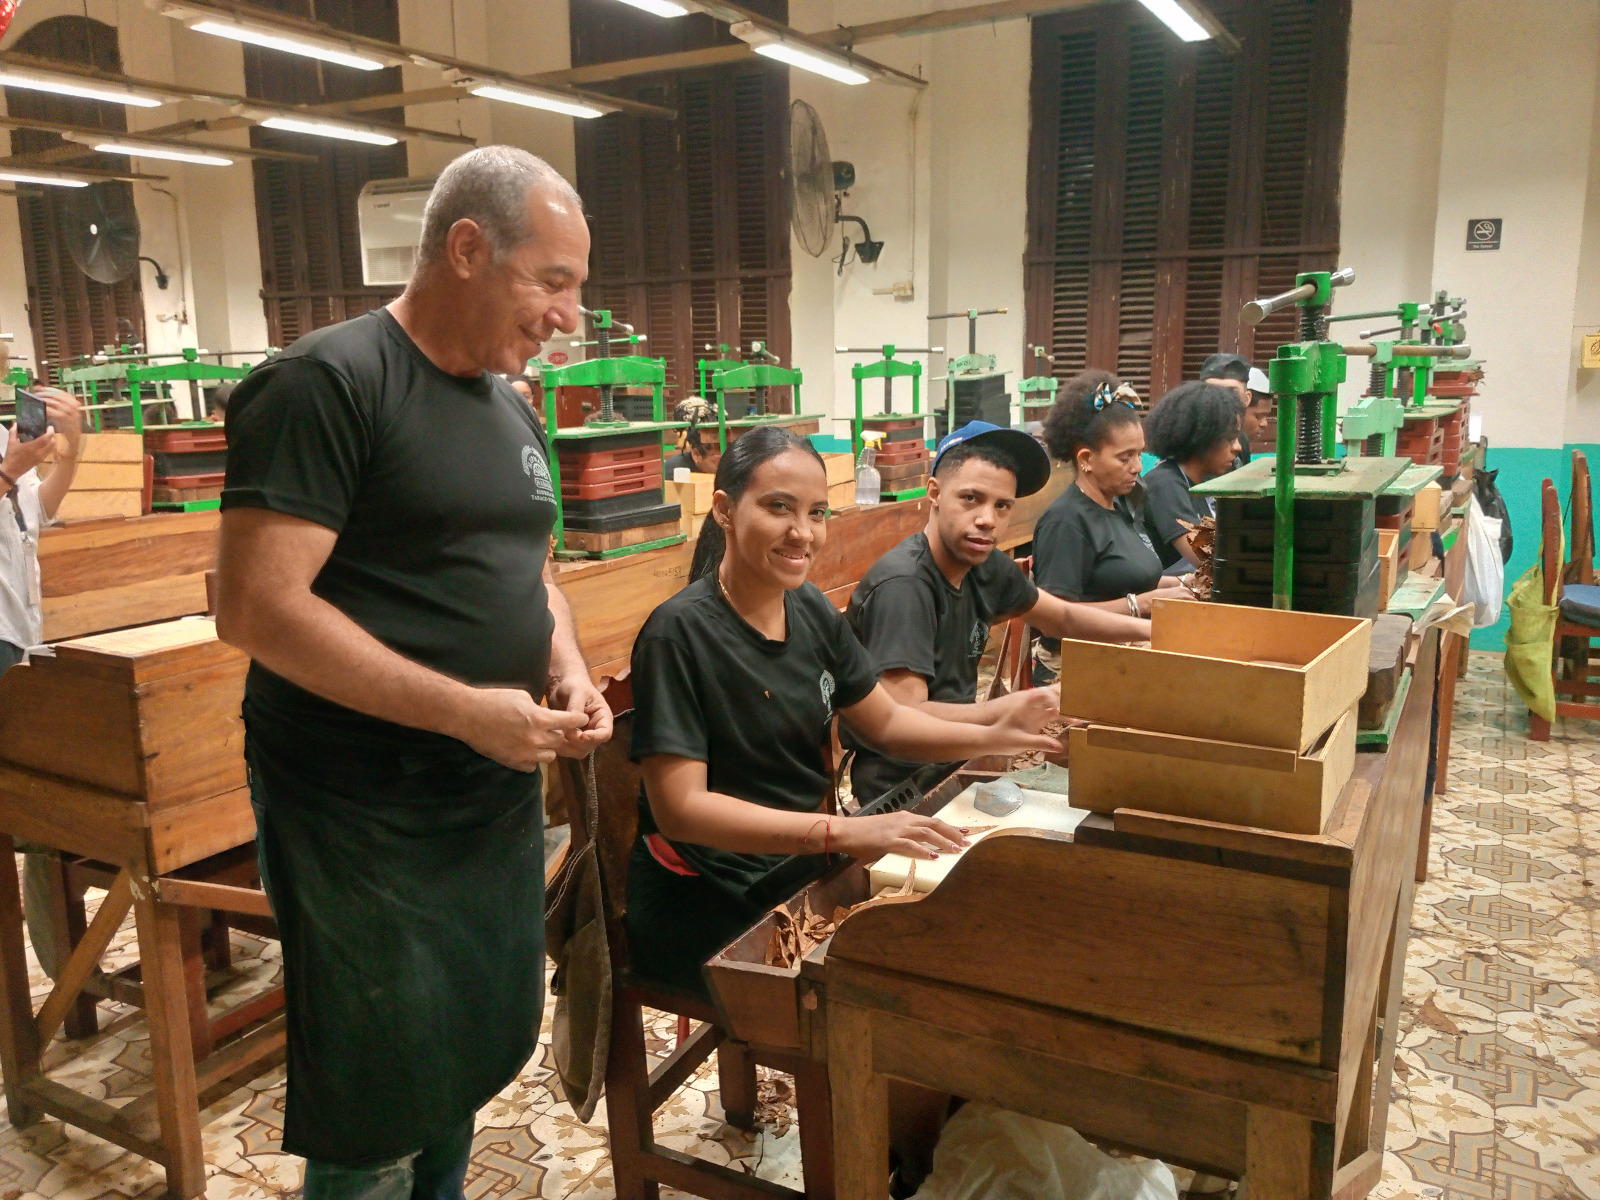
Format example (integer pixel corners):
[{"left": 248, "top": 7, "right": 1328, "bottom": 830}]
[{"left": 1247, "top": 367, "right": 1270, "bottom": 395}]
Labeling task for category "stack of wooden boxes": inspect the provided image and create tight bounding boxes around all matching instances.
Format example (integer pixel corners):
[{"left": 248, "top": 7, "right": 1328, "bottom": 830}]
[
  {"left": 41, "top": 432, "right": 144, "bottom": 521},
  {"left": 1061, "top": 600, "right": 1372, "bottom": 835},
  {"left": 556, "top": 431, "right": 680, "bottom": 555},
  {"left": 146, "top": 426, "right": 227, "bottom": 505},
  {"left": 1211, "top": 496, "right": 1382, "bottom": 616}
]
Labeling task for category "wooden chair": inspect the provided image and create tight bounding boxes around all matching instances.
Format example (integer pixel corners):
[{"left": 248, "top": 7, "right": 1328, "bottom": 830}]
[
  {"left": 1528, "top": 476, "right": 1600, "bottom": 739},
  {"left": 569, "top": 674, "right": 834, "bottom": 1200}
]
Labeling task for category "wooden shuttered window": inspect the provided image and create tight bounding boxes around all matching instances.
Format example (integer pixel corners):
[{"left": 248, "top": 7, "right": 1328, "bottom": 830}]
[
  {"left": 243, "top": 0, "right": 408, "bottom": 349},
  {"left": 571, "top": 0, "right": 790, "bottom": 400},
  {"left": 1025, "top": 0, "right": 1350, "bottom": 404},
  {"left": 5, "top": 16, "right": 144, "bottom": 383}
]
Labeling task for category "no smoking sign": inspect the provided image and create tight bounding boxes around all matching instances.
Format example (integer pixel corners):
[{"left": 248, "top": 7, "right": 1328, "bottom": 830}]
[{"left": 1466, "top": 218, "right": 1502, "bottom": 252}]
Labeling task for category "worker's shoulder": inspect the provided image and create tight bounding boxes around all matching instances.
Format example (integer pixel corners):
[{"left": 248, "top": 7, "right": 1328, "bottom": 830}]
[
  {"left": 237, "top": 312, "right": 390, "bottom": 403},
  {"left": 637, "top": 574, "right": 721, "bottom": 642},
  {"left": 854, "top": 532, "right": 934, "bottom": 595},
  {"left": 1035, "top": 482, "right": 1093, "bottom": 531}
]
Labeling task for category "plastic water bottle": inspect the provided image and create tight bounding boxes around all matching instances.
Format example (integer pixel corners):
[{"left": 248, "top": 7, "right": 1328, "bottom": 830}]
[{"left": 856, "top": 434, "right": 882, "bottom": 506}]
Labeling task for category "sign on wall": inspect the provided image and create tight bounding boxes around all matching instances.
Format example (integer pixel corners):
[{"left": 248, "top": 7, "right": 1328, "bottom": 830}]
[
  {"left": 1466, "top": 218, "right": 1502, "bottom": 252},
  {"left": 1583, "top": 333, "right": 1600, "bottom": 370},
  {"left": 0, "top": 0, "right": 18, "bottom": 39}
]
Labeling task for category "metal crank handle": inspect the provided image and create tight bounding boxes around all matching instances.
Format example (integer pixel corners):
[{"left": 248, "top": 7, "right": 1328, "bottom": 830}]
[
  {"left": 1241, "top": 268, "right": 1355, "bottom": 325},
  {"left": 1344, "top": 343, "right": 1472, "bottom": 359},
  {"left": 834, "top": 346, "right": 943, "bottom": 354}
]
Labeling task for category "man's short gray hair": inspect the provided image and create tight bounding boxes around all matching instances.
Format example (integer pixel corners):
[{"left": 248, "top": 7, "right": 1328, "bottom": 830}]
[{"left": 416, "top": 146, "right": 581, "bottom": 266}]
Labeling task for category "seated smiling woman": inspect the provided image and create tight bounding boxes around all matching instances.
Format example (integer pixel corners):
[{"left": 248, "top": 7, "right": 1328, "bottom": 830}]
[{"left": 625, "top": 425, "right": 1060, "bottom": 996}]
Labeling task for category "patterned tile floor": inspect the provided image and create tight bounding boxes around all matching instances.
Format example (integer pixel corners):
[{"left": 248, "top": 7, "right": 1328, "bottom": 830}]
[{"left": 0, "top": 650, "right": 1594, "bottom": 1200}]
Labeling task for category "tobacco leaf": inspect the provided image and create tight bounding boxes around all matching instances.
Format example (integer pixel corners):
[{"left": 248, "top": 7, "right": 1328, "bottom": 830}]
[{"left": 1414, "top": 993, "right": 1464, "bottom": 1036}]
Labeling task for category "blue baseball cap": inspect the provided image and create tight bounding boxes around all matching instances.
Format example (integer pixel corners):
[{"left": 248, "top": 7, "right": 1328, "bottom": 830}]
[{"left": 931, "top": 421, "right": 1053, "bottom": 497}]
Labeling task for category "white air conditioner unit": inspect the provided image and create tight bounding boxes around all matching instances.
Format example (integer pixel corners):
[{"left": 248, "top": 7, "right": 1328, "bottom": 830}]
[{"left": 358, "top": 176, "right": 435, "bottom": 287}]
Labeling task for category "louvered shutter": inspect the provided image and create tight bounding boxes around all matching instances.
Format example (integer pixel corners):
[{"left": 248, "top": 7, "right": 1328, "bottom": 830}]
[
  {"left": 244, "top": 0, "right": 407, "bottom": 347},
  {"left": 1026, "top": 0, "right": 1349, "bottom": 405},
  {"left": 6, "top": 16, "right": 144, "bottom": 382}
]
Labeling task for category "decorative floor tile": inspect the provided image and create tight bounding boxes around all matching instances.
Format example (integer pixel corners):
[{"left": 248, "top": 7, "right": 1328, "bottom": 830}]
[{"left": 1, "top": 652, "right": 1598, "bottom": 1200}]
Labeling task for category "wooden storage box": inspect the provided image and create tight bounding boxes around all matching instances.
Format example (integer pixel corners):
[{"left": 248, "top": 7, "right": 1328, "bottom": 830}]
[
  {"left": 1059, "top": 599, "right": 1371, "bottom": 753},
  {"left": 0, "top": 618, "right": 246, "bottom": 809},
  {"left": 39, "top": 432, "right": 145, "bottom": 522},
  {"left": 1067, "top": 706, "right": 1358, "bottom": 835},
  {"left": 664, "top": 473, "right": 715, "bottom": 541},
  {"left": 1409, "top": 527, "right": 1435, "bottom": 571},
  {"left": 1412, "top": 482, "right": 1443, "bottom": 532},
  {"left": 821, "top": 452, "right": 856, "bottom": 487},
  {"left": 828, "top": 479, "right": 857, "bottom": 509},
  {"left": 1377, "top": 529, "right": 1401, "bottom": 611}
]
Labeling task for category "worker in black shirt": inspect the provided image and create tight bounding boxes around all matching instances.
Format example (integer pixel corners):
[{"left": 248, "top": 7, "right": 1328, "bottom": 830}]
[
  {"left": 662, "top": 396, "right": 721, "bottom": 476},
  {"left": 1141, "top": 380, "right": 1243, "bottom": 569},
  {"left": 217, "top": 148, "right": 609, "bottom": 1199},
  {"left": 1199, "top": 352, "right": 1270, "bottom": 470},
  {"left": 1032, "top": 372, "right": 1189, "bottom": 683},
  {"left": 626, "top": 426, "right": 1061, "bottom": 997},
  {"left": 844, "top": 420, "right": 1149, "bottom": 802}
]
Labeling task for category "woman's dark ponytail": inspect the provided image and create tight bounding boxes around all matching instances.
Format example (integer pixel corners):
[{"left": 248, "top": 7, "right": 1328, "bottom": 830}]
[{"left": 690, "top": 425, "right": 825, "bottom": 580}]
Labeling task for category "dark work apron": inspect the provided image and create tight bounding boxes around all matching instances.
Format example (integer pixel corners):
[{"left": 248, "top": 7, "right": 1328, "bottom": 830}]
[{"left": 245, "top": 710, "right": 544, "bottom": 1167}]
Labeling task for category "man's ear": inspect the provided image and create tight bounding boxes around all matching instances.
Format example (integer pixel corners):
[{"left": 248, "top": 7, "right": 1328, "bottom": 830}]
[{"left": 926, "top": 474, "right": 942, "bottom": 504}]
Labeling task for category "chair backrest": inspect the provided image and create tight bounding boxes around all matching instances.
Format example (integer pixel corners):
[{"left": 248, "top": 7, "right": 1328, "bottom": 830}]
[
  {"left": 1571, "top": 450, "right": 1595, "bottom": 585},
  {"left": 1541, "top": 478, "right": 1563, "bottom": 605},
  {"left": 562, "top": 671, "right": 641, "bottom": 926}
]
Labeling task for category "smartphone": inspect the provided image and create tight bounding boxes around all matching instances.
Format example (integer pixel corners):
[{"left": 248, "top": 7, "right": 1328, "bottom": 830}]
[{"left": 13, "top": 390, "right": 48, "bottom": 443}]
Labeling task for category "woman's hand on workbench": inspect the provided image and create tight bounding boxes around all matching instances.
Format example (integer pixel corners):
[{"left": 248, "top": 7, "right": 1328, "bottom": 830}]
[
  {"left": 984, "top": 694, "right": 1065, "bottom": 759},
  {"left": 987, "top": 684, "right": 1061, "bottom": 731},
  {"left": 457, "top": 687, "right": 590, "bottom": 770},
  {"left": 833, "top": 811, "right": 969, "bottom": 862}
]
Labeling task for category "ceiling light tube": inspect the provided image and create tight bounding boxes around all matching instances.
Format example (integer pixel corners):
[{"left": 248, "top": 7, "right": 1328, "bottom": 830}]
[
  {"left": 611, "top": 0, "right": 691, "bottom": 15},
  {"left": 0, "top": 67, "right": 166, "bottom": 108},
  {"left": 256, "top": 115, "right": 399, "bottom": 145},
  {"left": 451, "top": 75, "right": 611, "bottom": 119},
  {"left": 88, "top": 139, "right": 234, "bottom": 166},
  {"left": 0, "top": 168, "right": 92, "bottom": 187},
  {"left": 1134, "top": 0, "right": 1211, "bottom": 42},
  {"left": 728, "top": 22, "right": 870, "bottom": 85},
  {"left": 185, "top": 18, "right": 388, "bottom": 70}
]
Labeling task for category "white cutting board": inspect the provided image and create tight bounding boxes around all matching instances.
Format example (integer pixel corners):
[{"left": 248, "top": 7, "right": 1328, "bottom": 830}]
[{"left": 867, "top": 783, "right": 1090, "bottom": 895}]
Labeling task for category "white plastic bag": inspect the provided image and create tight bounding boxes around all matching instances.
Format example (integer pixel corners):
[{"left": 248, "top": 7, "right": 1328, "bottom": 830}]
[
  {"left": 911, "top": 1102, "right": 1179, "bottom": 1200},
  {"left": 1459, "top": 493, "right": 1504, "bottom": 628}
]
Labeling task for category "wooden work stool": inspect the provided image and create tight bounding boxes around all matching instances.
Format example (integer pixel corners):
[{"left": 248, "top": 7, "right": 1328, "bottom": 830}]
[
  {"left": 1529, "top": 473, "right": 1600, "bottom": 738},
  {"left": 569, "top": 675, "right": 835, "bottom": 1200}
]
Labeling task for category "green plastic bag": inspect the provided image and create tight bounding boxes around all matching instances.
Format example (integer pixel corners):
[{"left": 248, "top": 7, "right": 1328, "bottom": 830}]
[{"left": 1503, "top": 525, "right": 1561, "bottom": 722}]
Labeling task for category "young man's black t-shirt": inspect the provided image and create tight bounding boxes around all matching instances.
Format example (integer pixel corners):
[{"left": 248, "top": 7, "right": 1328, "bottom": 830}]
[
  {"left": 1141, "top": 458, "right": 1213, "bottom": 569},
  {"left": 628, "top": 575, "right": 879, "bottom": 900},
  {"left": 1032, "top": 483, "right": 1163, "bottom": 605},
  {"left": 843, "top": 532, "right": 1038, "bottom": 802},
  {"left": 223, "top": 308, "right": 559, "bottom": 752}
]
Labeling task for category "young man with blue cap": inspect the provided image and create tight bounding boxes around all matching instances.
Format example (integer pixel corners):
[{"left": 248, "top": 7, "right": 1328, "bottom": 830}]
[{"left": 844, "top": 420, "right": 1149, "bottom": 802}]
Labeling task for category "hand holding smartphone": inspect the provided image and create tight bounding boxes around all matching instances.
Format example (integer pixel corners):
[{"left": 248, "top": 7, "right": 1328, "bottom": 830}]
[{"left": 13, "top": 390, "right": 49, "bottom": 443}]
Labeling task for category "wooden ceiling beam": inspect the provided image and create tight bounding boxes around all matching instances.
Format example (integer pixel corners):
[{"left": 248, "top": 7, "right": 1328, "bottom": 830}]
[
  {"left": 808, "top": 0, "right": 1099, "bottom": 44},
  {"left": 535, "top": 45, "right": 754, "bottom": 88},
  {"left": 0, "top": 113, "right": 319, "bottom": 161}
]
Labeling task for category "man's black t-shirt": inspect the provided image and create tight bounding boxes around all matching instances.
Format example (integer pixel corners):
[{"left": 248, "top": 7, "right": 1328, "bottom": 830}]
[
  {"left": 223, "top": 308, "right": 559, "bottom": 751},
  {"left": 629, "top": 575, "right": 878, "bottom": 900},
  {"left": 1141, "top": 458, "right": 1212, "bottom": 569},
  {"left": 843, "top": 533, "right": 1039, "bottom": 801},
  {"left": 1033, "top": 483, "right": 1163, "bottom": 604}
]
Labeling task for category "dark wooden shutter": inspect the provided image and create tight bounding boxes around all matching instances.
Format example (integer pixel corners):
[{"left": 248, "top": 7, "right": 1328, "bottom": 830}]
[
  {"left": 243, "top": 0, "right": 407, "bottom": 348},
  {"left": 571, "top": 0, "right": 790, "bottom": 402},
  {"left": 1026, "top": 0, "right": 1350, "bottom": 404},
  {"left": 5, "top": 16, "right": 144, "bottom": 383}
]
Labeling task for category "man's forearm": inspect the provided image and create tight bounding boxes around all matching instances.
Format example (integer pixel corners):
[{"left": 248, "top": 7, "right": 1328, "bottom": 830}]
[
  {"left": 542, "top": 572, "right": 591, "bottom": 690},
  {"left": 221, "top": 588, "right": 479, "bottom": 739},
  {"left": 913, "top": 698, "right": 1004, "bottom": 726},
  {"left": 1033, "top": 596, "right": 1148, "bottom": 641}
]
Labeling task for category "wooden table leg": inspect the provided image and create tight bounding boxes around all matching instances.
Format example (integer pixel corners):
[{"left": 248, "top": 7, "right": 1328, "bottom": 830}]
[
  {"left": 793, "top": 1058, "right": 835, "bottom": 1200},
  {"left": 53, "top": 860, "right": 100, "bottom": 1039},
  {"left": 0, "top": 839, "right": 41, "bottom": 1126},
  {"left": 1435, "top": 632, "right": 1462, "bottom": 796},
  {"left": 133, "top": 894, "right": 206, "bottom": 1199},
  {"left": 177, "top": 908, "right": 214, "bottom": 1064},
  {"left": 717, "top": 1039, "right": 756, "bottom": 1131},
  {"left": 1241, "top": 1106, "right": 1334, "bottom": 1200},
  {"left": 829, "top": 1002, "right": 889, "bottom": 1200}
]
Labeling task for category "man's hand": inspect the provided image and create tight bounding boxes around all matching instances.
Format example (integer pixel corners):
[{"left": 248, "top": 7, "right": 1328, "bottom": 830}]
[
  {"left": 457, "top": 687, "right": 589, "bottom": 771},
  {"left": 547, "top": 671, "right": 614, "bottom": 757},
  {"left": 1, "top": 426, "right": 54, "bottom": 480},
  {"left": 989, "top": 684, "right": 1061, "bottom": 734},
  {"left": 37, "top": 388, "right": 83, "bottom": 460}
]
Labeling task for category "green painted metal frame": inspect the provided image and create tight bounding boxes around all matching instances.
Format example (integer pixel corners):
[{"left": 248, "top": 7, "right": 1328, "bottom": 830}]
[
  {"left": 709, "top": 362, "right": 820, "bottom": 452},
  {"left": 849, "top": 345, "right": 925, "bottom": 460}
]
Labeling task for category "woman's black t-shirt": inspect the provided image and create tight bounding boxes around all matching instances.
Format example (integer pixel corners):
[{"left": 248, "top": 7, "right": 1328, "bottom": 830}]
[
  {"left": 1141, "top": 458, "right": 1213, "bottom": 569},
  {"left": 629, "top": 575, "right": 879, "bottom": 900},
  {"left": 1032, "top": 482, "right": 1164, "bottom": 604}
]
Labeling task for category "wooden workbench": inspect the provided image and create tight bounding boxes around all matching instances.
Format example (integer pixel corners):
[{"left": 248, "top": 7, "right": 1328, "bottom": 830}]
[{"left": 709, "top": 630, "right": 1437, "bottom": 1200}]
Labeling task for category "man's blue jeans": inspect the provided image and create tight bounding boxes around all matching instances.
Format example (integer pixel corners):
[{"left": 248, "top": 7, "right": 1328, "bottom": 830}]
[{"left": 302, "top": 1114, "right": 475, "bottom": 1200}]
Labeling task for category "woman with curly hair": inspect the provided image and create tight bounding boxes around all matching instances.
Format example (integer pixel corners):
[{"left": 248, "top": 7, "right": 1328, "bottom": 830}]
[
  {"left": 1030, "top": 371, "right": 1189, "bottom": 681},
  {"left": 1141, "top": 379, "right": 1242, "bottom": 569}
]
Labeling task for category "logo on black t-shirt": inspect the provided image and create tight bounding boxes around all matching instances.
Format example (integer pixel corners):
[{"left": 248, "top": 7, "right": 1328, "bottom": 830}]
[
  {"left": 521, "top": 444, "right": 555, "bottom": 504},
  {"left": 820, "top": 669, "right": 836, "bottom": 715},
  {"left": 969, "top": 619, "right": 987, "bottom": 660}
]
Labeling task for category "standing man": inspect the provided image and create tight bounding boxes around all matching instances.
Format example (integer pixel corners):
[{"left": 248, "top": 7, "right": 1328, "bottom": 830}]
[
  {"left": 216, "top": 147, "right": 611, "bottom": 1198},
  {"left": 844, "top": 422, "right": 1148, "bottom": 802},
  {"left": 1198, "top": 352, "right": 1271, "bottom": 469}
]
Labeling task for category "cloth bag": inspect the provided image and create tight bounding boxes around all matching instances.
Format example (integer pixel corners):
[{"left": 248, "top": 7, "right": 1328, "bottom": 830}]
[
  {"left": 1504, "top": 520, "right": 1561, "bottom": 723},
  {"left": 911, "top": 1102, "right": 1178, "bottom": 1200},
  {"left": 1460, "top": 494, "right": 1505, "bottom": 628},
  {"left": 544, "top": 754, "right": 612, "bottom": 1122}
]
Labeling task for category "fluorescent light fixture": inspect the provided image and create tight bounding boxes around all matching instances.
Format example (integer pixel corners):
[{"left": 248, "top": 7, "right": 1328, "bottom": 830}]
[
  {"left": 729, "top": 22, "right": 870, "bottom": 85},
  {"left": 0, "top": 168, "right": 91, "bottom": 187},
  {"left": 0, "top": 67, "right": 165, "bottom": 108},
  {"left": 258, "top": 116, "right": 398, "bottom": 145},
  {"left": 91, "top": 140, "right": 234, "bottom": 166},
  {"left": 461, "top": 81, "right": 610, "bottom": 119},
  {"left": 186, "top": 18, "right": 387, "bottom": 70},
  {"left": 612, "top": 0, "right": 691, "bottom": 15},
  {"left": 1134, "top": 0, "right": 1211, "bottom": 42}
]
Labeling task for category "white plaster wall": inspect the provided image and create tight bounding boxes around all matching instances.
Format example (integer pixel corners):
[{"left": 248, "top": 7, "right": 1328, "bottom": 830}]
[
  {"left": 1568, "top": 53, "right": 1600, "bottom": 446},
  {"left": 1333, "top": 0, "right": 1450, "bottom": 414},
  {"left": 1427, "top": 0, "right": 1600, "bottom": 450}
]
